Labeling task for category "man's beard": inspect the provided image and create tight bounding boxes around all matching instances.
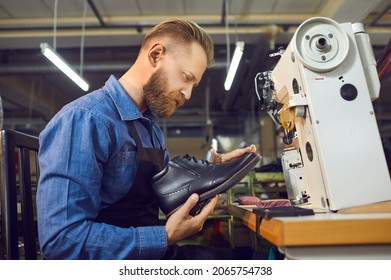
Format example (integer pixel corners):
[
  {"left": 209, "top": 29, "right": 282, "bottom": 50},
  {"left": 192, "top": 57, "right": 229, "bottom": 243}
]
[{"left": 143, "top": 69, "right": 186, "bottom": 118}]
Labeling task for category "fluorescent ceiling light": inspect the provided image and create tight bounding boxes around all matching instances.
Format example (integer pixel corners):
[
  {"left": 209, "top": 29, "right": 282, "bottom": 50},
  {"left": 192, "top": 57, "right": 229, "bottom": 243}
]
[
  {"left": 224, "top": 41, "right": 245, "bottom": 91},
  {"left": 40, "top": 43, "right": 89, "bottom": 92}
]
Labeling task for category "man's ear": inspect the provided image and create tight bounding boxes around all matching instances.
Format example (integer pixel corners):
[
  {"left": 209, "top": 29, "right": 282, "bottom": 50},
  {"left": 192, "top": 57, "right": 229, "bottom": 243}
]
[{"left": 148, "top": 43, "right": 166, "bottom": 67}]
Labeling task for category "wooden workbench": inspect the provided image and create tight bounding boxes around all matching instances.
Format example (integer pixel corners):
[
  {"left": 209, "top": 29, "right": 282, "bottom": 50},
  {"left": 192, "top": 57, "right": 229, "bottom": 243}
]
[{"left": 228, "top": 203, "right": 391, "bottom": 259}]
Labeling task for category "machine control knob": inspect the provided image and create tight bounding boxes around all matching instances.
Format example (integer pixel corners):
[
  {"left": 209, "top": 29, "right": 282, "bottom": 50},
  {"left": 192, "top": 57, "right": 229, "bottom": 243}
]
[{"left": 340, "top": 83, "right": 358, "bottom": 101}]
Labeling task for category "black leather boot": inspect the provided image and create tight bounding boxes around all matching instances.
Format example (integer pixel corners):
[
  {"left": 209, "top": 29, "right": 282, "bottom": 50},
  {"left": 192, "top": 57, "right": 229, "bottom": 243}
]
[{"left": 151, "top": 152, "right": 261, "bottom": 217}]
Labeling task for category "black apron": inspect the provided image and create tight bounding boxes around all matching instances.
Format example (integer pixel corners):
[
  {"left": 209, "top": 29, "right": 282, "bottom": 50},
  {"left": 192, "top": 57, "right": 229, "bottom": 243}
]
[
  {"left": 94, "top": 122, "right": 254, "bottom": 260},
  {"left": 95, "top": 121, "right": 165, "bottom": 228}
]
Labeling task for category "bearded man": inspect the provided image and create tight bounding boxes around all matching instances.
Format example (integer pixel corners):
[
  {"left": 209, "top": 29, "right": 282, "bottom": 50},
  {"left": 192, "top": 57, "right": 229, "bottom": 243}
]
[{"left": 37, "top": 18, "right": 256, "bottom": 260}]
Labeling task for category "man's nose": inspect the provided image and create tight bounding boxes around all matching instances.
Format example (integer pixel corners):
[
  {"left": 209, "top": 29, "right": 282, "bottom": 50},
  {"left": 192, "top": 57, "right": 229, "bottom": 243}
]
[{"left": 182, "top": 87, "right": 192, "bottom": 100}]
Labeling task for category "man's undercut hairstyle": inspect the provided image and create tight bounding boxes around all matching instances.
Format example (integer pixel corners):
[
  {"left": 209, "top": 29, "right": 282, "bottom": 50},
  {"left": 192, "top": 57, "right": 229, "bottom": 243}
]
[{"left": 142, "top": 18, "right": 214, "bottom": 67}]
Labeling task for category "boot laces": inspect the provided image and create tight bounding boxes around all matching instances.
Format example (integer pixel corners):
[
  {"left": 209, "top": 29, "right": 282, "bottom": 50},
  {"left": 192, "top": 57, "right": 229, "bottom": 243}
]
[{"left": 183, "top": 154, "right": 210, "bottom": 165}]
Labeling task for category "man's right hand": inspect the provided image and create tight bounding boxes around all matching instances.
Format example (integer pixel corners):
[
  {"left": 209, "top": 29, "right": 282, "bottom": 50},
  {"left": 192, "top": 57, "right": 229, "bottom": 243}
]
[{"left": 165, "top": 193, "right": 218, "bottom": 246}]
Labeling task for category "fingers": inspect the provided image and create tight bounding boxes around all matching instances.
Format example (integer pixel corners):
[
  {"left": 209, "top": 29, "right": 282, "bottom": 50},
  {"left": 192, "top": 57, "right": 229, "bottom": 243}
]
[
  {"left": 209, "top": 148, "right": 219, "bottom": 163},
  {"left": 178, "top": 193, "right": 217, "bottom": 220},
  {"left": 211, "top": 144, "right": 257, "bottom": 164},
  {"left": 240, "top": 144, "right": 256, "bottom": 154},
  {"left": 177, "top": 193, "right": 199, "bottom": 216},
  {"left": 165, "top": 194, "right": 217, "bottom": 245},
  {"left": 221, "top": 144, "right": 257, "bottom": 163},
  {"left": 194, "top": 195, "right": 219, "bottom": 221},
  {"left": 165, "top": 194, "right": 200, "bottom": 246},
  {"left": 248, "top": 144, "right": 257, "bottom": 153}
]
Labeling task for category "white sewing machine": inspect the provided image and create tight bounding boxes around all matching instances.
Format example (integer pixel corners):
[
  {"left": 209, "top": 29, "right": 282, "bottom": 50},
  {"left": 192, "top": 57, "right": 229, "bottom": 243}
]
[
  {"left": 280, "top": 147, "right": 309, "bottom": 205},
  {"left": 255, "top": 17, "right": 391, "bottom": 211}
]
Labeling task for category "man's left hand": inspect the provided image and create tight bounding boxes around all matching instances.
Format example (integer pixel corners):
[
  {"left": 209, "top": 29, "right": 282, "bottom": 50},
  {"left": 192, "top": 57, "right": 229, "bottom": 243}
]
[{"left": 209, "top": 144, "right": 257, "bottom": 164}]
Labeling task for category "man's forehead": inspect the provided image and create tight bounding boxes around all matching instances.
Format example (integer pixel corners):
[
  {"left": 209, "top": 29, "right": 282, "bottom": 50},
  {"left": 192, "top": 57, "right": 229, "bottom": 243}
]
[{"left": 188, "top": 42, "right": 208, "bottom": 77}]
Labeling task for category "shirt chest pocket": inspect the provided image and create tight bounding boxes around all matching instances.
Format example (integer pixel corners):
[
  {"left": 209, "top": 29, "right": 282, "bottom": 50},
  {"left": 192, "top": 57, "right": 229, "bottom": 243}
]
[{"left": 114, "top": 151, "right": 137, "bottom": 190}]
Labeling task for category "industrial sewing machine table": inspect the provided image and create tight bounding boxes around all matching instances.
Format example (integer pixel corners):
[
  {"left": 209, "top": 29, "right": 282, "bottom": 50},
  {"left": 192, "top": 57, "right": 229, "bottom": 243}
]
[{"left": 228, "top": 202, "right": 391, "bottom": 259}]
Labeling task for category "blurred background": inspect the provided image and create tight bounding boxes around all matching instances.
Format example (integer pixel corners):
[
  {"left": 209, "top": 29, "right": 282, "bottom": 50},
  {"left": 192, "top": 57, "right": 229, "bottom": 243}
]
[{"left": 0, "top": 0, "right": 390, "bottom": 163}]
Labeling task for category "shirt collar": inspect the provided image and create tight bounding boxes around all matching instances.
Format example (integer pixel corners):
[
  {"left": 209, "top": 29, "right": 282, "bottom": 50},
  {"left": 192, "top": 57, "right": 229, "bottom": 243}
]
[{"left": 104, "top": 75, "right": 158, "bottom": 124}]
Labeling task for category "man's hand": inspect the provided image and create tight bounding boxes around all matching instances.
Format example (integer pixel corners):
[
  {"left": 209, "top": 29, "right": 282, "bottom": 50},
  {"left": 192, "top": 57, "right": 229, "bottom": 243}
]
[
  {"left": 165, "top": 194, "right": 218, "bottom": 246},
  {"left": 209, "top": 144, "right": 257, "bottom": 164}
]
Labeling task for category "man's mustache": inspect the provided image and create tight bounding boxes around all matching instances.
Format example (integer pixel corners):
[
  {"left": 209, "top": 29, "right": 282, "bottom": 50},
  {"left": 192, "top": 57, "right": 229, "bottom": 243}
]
[{"left": 175, "top": 93, "right": 186, "bottom": 107}]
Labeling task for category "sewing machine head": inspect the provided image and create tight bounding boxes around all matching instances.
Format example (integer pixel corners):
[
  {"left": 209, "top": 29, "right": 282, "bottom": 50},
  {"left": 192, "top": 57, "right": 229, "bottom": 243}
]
[{"left": 255, "top": 17, "right": 391, "bottom": 211}]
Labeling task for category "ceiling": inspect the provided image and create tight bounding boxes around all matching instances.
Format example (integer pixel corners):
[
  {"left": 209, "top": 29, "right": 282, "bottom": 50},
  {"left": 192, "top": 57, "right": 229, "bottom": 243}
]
[{"left": 0, "top": 0, "right": 390, "bottom": 143}]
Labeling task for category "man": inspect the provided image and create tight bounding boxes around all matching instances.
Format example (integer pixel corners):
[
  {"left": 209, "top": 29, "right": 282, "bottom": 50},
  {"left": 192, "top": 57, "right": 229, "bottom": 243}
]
[{"left": 37, "top": 18, "right": 256, "bottom": 259}]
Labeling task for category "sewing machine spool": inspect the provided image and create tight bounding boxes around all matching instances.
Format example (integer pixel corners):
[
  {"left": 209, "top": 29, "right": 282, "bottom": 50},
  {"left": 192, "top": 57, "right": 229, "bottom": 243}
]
[{"left": 293, "top": 17, "right": 350, "bottom": 72}]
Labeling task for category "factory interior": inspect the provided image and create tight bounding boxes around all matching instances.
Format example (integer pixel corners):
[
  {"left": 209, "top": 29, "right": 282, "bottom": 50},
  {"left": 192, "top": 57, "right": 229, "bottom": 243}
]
[{"left": 0, "top": 0, "right": 390, "bottom": 261}]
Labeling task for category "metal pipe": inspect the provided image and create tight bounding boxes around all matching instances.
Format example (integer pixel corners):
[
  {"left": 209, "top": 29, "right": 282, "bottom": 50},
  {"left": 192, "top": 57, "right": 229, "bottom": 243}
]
[
  {"left": 87, "top": 0, "right": 106, "bottom": 27},
  {"left": 368, "top": 3, "right": 391, "bottom": 27}
]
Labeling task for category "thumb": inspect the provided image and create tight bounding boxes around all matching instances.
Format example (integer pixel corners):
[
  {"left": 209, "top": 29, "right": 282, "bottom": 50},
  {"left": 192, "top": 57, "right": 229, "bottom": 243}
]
[
  {"left": 209, "top": 148, "right": 219, "bottom": 163},
  {"left": 179, "top": 193, "right": 199, "bottom": 215}
]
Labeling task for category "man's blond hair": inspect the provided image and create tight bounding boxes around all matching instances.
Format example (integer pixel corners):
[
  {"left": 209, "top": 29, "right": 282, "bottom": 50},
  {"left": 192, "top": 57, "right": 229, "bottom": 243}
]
[{"left": 142, "top": 18, "right": 214, "bottom": 67}]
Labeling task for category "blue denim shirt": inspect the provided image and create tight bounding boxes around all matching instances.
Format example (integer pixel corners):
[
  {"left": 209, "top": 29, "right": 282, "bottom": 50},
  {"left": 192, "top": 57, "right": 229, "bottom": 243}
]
[{"left": 37, "top": 75, "right": 170, "bottom": 259}]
